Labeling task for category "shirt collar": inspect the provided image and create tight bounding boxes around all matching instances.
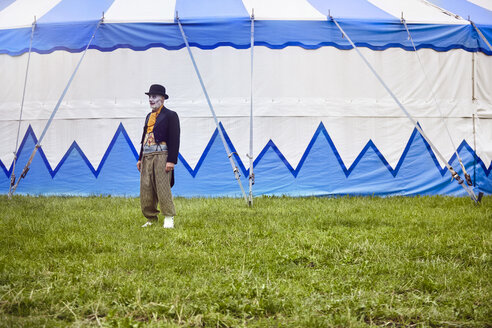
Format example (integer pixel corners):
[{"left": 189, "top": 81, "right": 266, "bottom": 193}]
[{"left": 152, "top": 104, "right": 164, "bottom": 114}]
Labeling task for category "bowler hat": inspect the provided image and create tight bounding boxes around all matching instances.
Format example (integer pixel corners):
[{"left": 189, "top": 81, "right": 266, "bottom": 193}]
[{"left": 145, "top": 84, "right": 169, "bottom": 99}]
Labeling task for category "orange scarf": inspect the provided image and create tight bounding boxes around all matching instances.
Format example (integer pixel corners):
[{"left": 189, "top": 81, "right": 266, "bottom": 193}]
[{"left": 146, "top": 105, "right": 163, "bottom": 134}]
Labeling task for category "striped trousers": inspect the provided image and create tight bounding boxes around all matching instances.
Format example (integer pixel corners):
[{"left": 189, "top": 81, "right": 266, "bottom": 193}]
[{"left": 140, "top": 151, "right": 176, "bottom": 220}]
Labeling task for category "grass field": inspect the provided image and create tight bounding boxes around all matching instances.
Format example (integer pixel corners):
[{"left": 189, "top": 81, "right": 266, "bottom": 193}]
[{"left": 0, "top": 195, "right": 491, "bottom": 327}]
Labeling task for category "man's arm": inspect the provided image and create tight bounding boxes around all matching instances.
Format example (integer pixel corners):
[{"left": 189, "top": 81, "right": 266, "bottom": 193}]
[
  {"left": 166, "top": 111, "right": 180, "bottom": 164},
  {"left": 137, "top": 114, "right": 150, "bottom": 172}
]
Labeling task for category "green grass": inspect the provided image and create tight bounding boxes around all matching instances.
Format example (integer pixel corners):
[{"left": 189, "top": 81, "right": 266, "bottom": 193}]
[{"left": 0, "top": 195, "right": 491, "bottom": 327}]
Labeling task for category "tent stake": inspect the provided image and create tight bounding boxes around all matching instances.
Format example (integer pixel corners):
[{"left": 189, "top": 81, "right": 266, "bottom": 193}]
[
  {"left": 330, "top": 16, "right": 480, "bottom": 203},
  {"left": 176, "top": 14, "right": 248, "bottom": 203},
  {"left": 8, "top": 16, "right": 104, "bottom": 198}
]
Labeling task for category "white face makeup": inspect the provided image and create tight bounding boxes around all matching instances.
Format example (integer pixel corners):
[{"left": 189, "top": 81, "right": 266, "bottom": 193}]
[{"left": 149, "top": 94, "right": 164, "bottom": 111}]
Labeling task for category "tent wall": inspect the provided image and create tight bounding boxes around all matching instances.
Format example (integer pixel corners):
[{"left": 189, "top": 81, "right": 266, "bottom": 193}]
[
  {"left": 1, "top": 45, "right": 491, "bottom": 196},
  {"left": 475, "top": 51, "right": 492, "bottom": 193}
]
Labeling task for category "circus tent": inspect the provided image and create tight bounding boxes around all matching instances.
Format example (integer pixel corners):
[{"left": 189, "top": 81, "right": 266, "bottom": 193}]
[{"left": 1, "top": 0, "right": 491, "bottom": 197}]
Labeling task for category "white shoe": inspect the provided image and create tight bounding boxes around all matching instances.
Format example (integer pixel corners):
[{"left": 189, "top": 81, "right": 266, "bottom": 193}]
[
  {"left": 141, "top": 221, "right": 154, "bottom": 227},
  {"left": 163, "top": 216, "right": 174, "bottom": 229}
]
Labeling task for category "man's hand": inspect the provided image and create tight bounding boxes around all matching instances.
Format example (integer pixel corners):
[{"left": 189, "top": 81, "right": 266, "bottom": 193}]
[
  {"left": 166, "top": 162, "right": 175, "bottom": 172},
  {"left": 137, "top": 160, "right": 141, "bottom": 172}
]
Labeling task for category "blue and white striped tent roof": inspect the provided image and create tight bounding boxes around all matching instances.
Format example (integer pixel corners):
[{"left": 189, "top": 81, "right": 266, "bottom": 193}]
[{"left": 1, "top": 0, "right": 491, "bottom": 55}]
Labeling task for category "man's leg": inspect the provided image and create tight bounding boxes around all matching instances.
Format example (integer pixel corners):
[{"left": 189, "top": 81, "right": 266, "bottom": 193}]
[
  {"left": 140, "top": 154, "right": 159, "bottom": 223},
  {"left": 154, "top": 152, "right": 176, "bottom": 218}
]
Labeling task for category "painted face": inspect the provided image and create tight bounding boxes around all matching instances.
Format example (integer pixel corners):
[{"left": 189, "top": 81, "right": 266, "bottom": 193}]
[{"left": 149, "top": 94, "right": 164, "bottom": 111}]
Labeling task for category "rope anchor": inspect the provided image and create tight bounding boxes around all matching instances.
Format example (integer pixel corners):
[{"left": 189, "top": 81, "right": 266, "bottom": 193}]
[
  {"left": 450, "top": 168, "right": 464, "bottom": 185},
  {"left": 20, "top": 166, "right": 30, "bottom": 179},
  {"left": 249, "top": 172, "right": 255, "bottom": 185}
]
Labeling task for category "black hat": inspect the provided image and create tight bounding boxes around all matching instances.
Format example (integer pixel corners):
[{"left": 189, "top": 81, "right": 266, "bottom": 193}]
[{"left": 145, "top": 84, "right": 169, "bottom": 99}]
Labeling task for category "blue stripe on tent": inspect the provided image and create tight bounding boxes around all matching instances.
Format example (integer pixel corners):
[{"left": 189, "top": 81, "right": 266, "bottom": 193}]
[
  {"left": 428, "top": 0, "right": 492, "bottom": 25},
  {"left": 0, "top": 18, "right": 490, "bottom": 56},
  {"left": 33, "top": 21, "right": 102, "bottom": 53},
  {"left": 1, "top": 123, "right": 491, "bottom": 196},
  {"left": 37, "top": 0, "right": 115, "bottom": 24},
  {"left": 478, "top": 26, "right": 492, "bottom": 51},
  {"left": 175, "top": 0, "right": 248, "bottom": 20},
  {"left": 427, "top": 0, "right": 492, "bottom": 51},
  {"left": 90, "top": 19, "right": 251, "bottom": 52},
  {"left": 0, "top": 26, "right": 32, "bottom": 55},
  {"left": 308, "top": 0, "right": 395, "bottom": 21},
  {"left": 0, "top": 0, "right": 15, "bottom": 12}
]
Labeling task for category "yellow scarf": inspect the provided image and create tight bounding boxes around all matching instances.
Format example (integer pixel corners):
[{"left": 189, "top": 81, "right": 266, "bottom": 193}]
[{"left": 146, "top": 105, "right": 163, "bottom": 134}]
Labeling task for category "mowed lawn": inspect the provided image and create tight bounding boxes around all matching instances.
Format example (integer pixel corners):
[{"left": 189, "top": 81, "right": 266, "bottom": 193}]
[{"left": 0, "top": 195, "right": 490, "bottom": 327}]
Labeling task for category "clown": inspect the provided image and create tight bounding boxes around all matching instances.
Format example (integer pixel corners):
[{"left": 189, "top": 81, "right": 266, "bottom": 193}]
[{"left": 137, "top": 84, "right": 180, "bottom": 228}]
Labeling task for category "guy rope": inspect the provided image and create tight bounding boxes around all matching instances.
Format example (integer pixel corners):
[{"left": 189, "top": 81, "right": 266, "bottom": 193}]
[
  {"left": 330, "top": 15, "right": 482, "bottom": 203},
  {"left": 8, "top": 17, "right": 36, "bottom": 199},
  {"left": 469, "top": 19, "right": 492, "bottom": 52},
  {"left": 176, "top": 13, "right": 248, "bottom": 203},
  {"left": 8, "top": 16, "right": 104, "bottom": 198},
  {"left": 401, "top": 15, "right": 473, "bottom": 187}
]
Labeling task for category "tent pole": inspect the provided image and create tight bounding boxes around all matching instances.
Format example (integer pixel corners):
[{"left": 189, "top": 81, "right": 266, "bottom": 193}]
[
  {"left": 8, "top": 17, "right": 36, "bottom": 199},
  {"left": 330, "top": 16, "right": 480, "bottom": 203},
  {"left": 472, "top": 52, "right": 477, "bottom": 187},
  {"left": 8, "top": 16, "right": 104, "bottom": 198},
  {"left": 248, "top": 10, "right": 255, "bottom": 206},
  {"left": 176, "top": 14, "right": 248, "bottom": 203},
  {"left": 473, "top": 113, "right": 477, "bottom": 187},
  {"left": 469, "top": 19, "right": 487, "bottom": 190},
  {"left": 472, "top": 52, "right": 476, "bottom": 101}
]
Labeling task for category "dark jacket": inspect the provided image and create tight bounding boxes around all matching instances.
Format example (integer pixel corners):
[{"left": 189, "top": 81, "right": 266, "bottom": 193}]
[{"left": 139, "top": 106, "right": 180, "bottom": 163}]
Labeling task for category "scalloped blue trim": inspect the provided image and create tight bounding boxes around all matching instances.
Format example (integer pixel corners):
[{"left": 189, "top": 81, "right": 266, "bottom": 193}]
[{"left": 2, "top": 41, "right": 490, "bottom": 56}]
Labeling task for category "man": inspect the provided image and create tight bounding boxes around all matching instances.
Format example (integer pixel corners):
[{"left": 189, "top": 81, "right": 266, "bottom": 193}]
[{"left": 137, "top": 84, "right": 180, "bottom": 228}]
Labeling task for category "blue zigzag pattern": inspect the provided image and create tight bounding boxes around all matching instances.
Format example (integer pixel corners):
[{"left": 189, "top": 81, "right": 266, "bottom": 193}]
[{"left": 1, "top": 122, "right": 491, "bottom": 197}]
